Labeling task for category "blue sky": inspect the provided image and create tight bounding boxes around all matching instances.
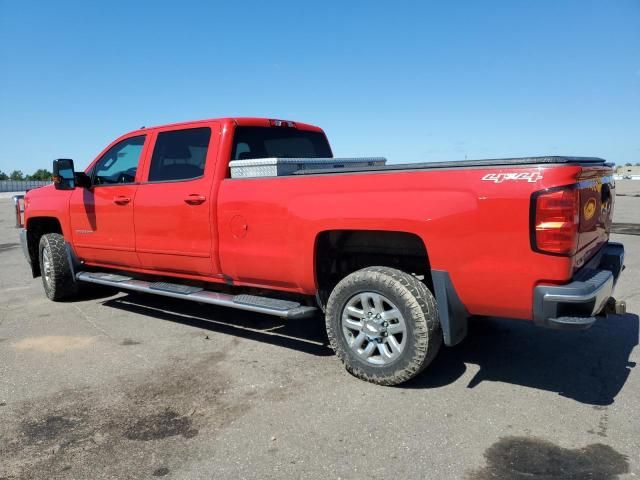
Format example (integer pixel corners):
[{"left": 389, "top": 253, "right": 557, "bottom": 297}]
[{"left": 0, "top": 0, "right": 638, "bottom": 174}]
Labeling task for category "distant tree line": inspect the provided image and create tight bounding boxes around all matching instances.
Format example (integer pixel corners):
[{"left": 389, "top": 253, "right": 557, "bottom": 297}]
[
  {"left": 0, "top": 169, "right": 52, "bottom": 181},
  {"left": 624, "top": 163, "right": 640, "bottom": 167}
]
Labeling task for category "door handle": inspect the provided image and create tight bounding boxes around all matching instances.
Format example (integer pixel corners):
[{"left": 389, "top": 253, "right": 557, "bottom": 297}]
[
  {"left": 113, "top": 196, "right": 131, "bottom": 205},
  {"left": 184, "top": 194, "right": 206, "bottom": 205}
]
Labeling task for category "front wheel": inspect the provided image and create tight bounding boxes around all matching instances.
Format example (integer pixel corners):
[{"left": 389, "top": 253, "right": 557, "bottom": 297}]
[
  {"left": 39, "top": 233, "right": 78, "bottom": 301},
  {"left": 325, "top": 266, "right": 442, "bottom": 385}
]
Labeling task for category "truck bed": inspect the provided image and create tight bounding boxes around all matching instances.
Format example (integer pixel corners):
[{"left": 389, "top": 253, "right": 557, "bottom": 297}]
[{"left": 293, "top": 156, "right": 609, "bottom": 176}]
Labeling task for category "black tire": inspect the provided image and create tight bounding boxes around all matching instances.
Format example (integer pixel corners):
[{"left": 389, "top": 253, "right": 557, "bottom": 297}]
[
  {"left": 326, "top": 266, "right": 442, "bottom": 385},
  {"left": 39, "top": 233, "right": 78, "bottom": 301}
]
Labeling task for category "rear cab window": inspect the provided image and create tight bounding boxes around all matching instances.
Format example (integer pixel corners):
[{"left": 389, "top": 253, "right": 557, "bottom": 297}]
[
  {"left": 148, "top": 127, "right": 212, "bottom": 182},
  {"left": 231, "top": 127, "right": 332, "bottom": 161}
]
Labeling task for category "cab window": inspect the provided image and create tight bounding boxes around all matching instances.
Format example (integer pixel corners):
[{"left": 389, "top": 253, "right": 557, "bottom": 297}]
[
  {"left": 93, "top": 136, "right": 146, "bottom": 185},
  {"left": 148, "top": 127, "right": 211, "bottom": 182},
  {"left": 231, "top": 127, "right": 332, "bottom": 160}
]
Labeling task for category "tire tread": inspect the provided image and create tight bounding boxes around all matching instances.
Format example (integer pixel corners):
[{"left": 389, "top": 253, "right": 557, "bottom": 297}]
[
  {"left": 39, "top": 233, "right": 78, "bottom": 301},
  {"left": 326, "top": 266, "right": 442, "bottom": 385}
]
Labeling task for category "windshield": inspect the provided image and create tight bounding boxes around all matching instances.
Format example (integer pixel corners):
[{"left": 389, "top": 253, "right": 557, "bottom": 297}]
[{"left": 231, "top": 127, "right": 332, "bottom": 160}]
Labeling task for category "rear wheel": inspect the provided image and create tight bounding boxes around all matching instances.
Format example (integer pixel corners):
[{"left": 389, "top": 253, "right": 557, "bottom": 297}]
[
  {"left": 326, "top": 266, "right": 442, "bottom": 385},
  {"left": 39, "top": 233, "right": 78, "bottom": 301}
]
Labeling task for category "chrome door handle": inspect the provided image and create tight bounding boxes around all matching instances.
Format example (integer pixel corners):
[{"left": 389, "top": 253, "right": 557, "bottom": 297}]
[
  {"left": 184, "top": 194, "right": 206, "bottom": 205},
  {"left": 113, "top": 196, "right": 131, "bottom": 205}
]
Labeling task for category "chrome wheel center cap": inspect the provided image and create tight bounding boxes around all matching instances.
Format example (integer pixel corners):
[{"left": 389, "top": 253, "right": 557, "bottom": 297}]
[{"left": 364, "top": 320, "right": 381, "bottom": 335}]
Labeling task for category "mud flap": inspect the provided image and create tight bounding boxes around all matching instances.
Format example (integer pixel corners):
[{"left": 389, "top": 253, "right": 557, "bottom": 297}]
[{"left": 431, "top": 270, "right": 469, "bottom": 346}]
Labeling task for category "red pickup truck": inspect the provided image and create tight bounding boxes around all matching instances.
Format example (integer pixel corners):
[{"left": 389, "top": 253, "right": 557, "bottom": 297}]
[{"left": 13, "top": 117, "right": 626, "bottom": 385}]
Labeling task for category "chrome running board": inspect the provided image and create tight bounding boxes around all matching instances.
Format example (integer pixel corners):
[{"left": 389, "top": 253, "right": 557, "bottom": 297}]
[{"left": 76, "top": 271, "right": 317, "bottom": 319}]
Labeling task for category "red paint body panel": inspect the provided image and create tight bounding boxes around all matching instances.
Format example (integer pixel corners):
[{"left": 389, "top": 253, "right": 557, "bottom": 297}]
[
  {"left": 22, "top": 117, "right": 615, "bottom": 322},
  {"left": 133, "top": 121, "right": 222, "bottom": 276},
  {"left": 24, "top": 185, "right": 73, "bottom": 238},
  {"left": 68, "top": 130, "right": 153, "bottom": 267},
  {"left": 69, "top": 184, "right": 141, "bottom": 267},
  {"left": 573, "top": 166, "right": 616, "bottom": 271},
  {"left": 217, "top": 165, "right": 580, "bottom": 319}
]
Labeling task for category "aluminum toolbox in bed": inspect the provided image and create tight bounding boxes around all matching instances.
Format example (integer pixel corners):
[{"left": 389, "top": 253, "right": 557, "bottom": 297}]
[{"left": 229, "top": 157, "right": 387, "bottom": 178}]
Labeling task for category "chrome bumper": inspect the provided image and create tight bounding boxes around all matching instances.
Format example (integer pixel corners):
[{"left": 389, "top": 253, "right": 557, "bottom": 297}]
[
  {"left": 533, "top": 242, "right": 625, "bottom": 329},
  {"left": 13, "top": 194, "right": 24, "bottom": 228},
  {"left": 13, "top": 195, "right": 30, "bottom": 264},
  {"left": 19, "top": 228, "right": 30, "bottom": 264}
]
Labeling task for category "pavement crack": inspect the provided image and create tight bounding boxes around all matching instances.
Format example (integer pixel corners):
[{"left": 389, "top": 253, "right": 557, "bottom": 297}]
[
  {"left": 73, "top": 305, "right": 113, "bottom": 339},
  {"left": 133, "top": 353, "right": 150, "bottom": 364}
]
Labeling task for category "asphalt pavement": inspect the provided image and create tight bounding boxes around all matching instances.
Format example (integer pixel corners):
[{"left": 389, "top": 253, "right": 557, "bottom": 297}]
[{"left": 0, "top": 184, "right": 638, "bottom": 479}]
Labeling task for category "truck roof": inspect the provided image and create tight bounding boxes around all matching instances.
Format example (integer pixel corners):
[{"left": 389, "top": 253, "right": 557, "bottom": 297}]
[{"left": 125, "top": 117, "right": 324, "bottom": 137}]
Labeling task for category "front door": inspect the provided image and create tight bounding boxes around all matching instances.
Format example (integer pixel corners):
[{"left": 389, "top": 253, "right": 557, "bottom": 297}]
[
  {"left": 69, "top": 135, "right": 147, "bottom": 267},
  {"left": 133, "top": 124, "right": 220, "bottom": 276}
]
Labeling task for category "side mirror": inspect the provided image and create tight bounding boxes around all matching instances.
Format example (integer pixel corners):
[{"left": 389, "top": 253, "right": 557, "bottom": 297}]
[{"left": 52, "top": 158, "right": 76, "bottom": 190}]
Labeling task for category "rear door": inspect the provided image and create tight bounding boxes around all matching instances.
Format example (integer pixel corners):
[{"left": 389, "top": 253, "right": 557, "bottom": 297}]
[
  {"left": 133, "top": 123, "right": 221, "bottom": 275},
  {"left": 69, "top": 135, "right": 148, "bottom": 266}
]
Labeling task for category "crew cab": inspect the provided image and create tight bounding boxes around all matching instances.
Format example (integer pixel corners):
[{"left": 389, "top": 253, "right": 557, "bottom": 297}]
[{"left": 13, "top": 117, "right": 626, "bottom": 385}]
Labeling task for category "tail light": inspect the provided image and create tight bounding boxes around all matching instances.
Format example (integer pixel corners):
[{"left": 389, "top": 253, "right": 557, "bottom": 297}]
[{"left": 531, "top": 186, "right": 579, "bottom": 256}]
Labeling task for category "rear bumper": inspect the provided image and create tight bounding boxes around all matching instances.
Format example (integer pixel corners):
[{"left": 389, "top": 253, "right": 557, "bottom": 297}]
[{"left": 533, "top": 242, "right": 625, "bottom": 330}]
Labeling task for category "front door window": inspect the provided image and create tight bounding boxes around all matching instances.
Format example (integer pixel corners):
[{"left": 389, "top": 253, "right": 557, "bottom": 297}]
[{"left": 93, "top": 136, "right": 146, "bottom": 185}]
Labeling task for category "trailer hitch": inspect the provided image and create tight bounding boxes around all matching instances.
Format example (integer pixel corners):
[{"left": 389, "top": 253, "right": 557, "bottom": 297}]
[{"left": 602, "top": 297, "right": 627, "bottom": 316}]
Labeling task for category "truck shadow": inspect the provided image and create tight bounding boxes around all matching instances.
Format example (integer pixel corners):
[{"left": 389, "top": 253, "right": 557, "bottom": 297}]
[
  {"left": 405, "top": 313, "right": 639, "bottom": 406},
  {"left": 101, "top": 292, "right": 637, "bottom": 405},
  {"left": 101, "top": 292, "right": 332, "bottom": 357}
]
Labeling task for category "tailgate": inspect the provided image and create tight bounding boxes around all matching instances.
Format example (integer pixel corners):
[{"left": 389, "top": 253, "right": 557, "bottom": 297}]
[{"left": 574, "top": 167, "right": 615, "bottom": 270}]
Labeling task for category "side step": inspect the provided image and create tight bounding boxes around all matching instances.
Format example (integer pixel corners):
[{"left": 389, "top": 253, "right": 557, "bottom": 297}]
[{"left": 76, "top": 272, "right": 317, "bottom": 319}]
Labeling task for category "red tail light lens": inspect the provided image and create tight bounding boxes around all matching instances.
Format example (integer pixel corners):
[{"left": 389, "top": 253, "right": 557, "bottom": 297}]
[{"left": 531, "top": 187, "right": 579, "bottom": 255}]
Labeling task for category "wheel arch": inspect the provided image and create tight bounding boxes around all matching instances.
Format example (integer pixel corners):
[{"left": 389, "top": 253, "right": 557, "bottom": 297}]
[
  {"left": 25, "top": 216, "right": 64, "bottom": 277},
  {"left": 314, "top": 229, "right": 433, "bottom": 302},
  {"left": 313, "top": 229, "right": 469, "bottom": 347}
]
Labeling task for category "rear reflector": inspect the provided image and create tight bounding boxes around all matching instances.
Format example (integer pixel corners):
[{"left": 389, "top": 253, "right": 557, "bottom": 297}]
[{"left": 531, "top": 186, "right": 579, "bottom": 255}]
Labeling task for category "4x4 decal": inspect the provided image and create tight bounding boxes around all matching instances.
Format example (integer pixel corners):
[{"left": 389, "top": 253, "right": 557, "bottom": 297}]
[{"left": 481, "top": 172, "right": 543, "bottom": 183}]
